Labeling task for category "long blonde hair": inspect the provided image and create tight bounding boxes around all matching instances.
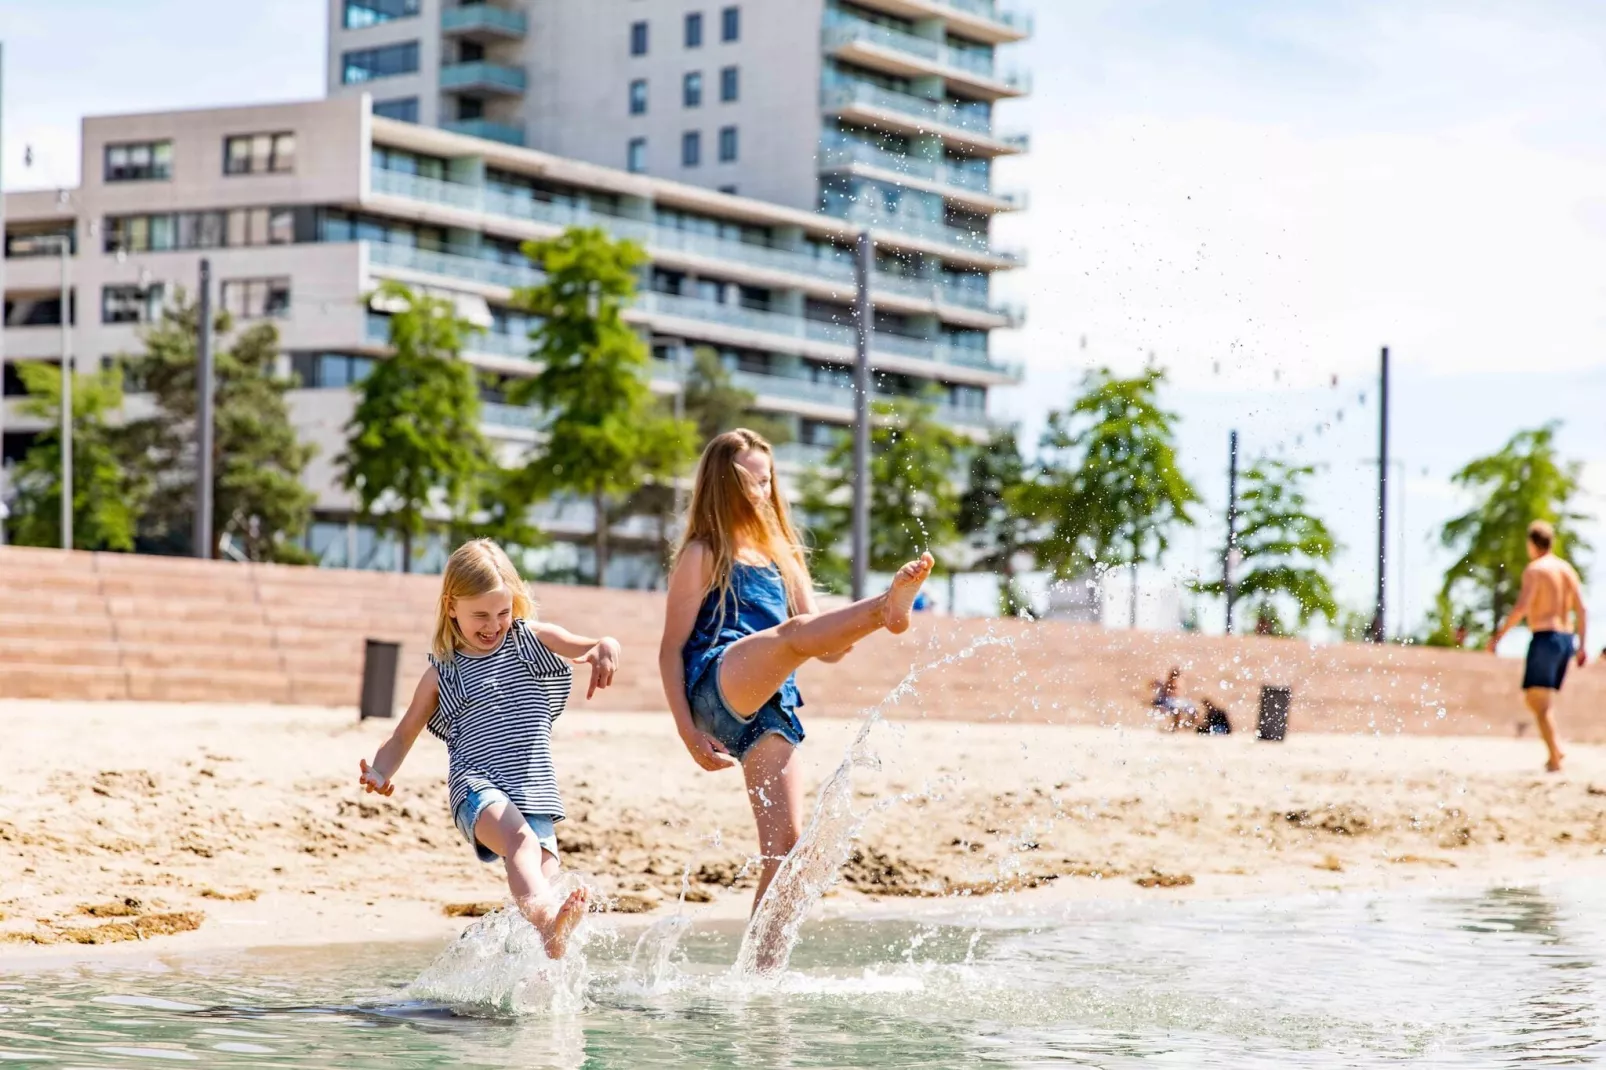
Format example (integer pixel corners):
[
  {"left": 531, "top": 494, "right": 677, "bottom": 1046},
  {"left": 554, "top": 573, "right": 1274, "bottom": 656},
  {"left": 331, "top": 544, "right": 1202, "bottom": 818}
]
[
  {"left": 432, "top": 539, "right": 535, "bottom": 661},
  {"left": 675, "top": 429, "right": 811, "bottom": 616}
]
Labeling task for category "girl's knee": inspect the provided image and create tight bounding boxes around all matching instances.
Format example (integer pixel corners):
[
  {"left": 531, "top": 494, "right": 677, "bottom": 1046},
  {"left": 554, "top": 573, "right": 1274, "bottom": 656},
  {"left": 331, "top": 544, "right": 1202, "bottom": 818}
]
[{"left": 775, "top": 613, "right": 818, "bottom": 656}]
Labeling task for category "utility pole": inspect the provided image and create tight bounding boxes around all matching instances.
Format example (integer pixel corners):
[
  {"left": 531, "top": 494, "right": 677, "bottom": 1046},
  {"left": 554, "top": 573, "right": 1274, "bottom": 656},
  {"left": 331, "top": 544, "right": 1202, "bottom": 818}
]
[
  {"left": 194, "top": 258, "right": 215, "bottom": 560},
  {"left": 1223, "top": 429, "right": 1239, "bottom": 634},
  {"left": 850, "top": 230, "right": 873, "bottom": 599},
  {"left": 1370, "top": 345, "right": 1389, "bottom": 643},
  {"left": 57, "top": 232, "right": 72, "bottom": 551}
]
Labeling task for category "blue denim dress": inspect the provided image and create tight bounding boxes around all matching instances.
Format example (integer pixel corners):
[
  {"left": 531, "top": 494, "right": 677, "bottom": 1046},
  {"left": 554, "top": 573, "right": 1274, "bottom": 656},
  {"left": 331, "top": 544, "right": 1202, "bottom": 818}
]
[{"left": 681, "top": 562, "right": 806, "bottom": 760}]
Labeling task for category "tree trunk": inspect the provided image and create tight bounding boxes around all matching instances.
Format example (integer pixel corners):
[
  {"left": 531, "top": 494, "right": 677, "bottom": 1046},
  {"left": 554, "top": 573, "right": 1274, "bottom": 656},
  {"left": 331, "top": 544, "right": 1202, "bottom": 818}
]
[
  {"left": 593, "top": 485, "right": 609, "bottom": 587},
  {"left": 401, "top": 527, "right": 413, "bottom": 574}
]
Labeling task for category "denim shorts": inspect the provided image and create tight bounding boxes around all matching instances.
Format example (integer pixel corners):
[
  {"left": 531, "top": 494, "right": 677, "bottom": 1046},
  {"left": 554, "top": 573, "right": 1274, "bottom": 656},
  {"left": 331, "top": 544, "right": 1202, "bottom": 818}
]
[
  {"left": 687, "top": 653, "right": 805, "bottom": 763},
  {"left": 452, "top": 787, "right": 559, "bottom": 865}
]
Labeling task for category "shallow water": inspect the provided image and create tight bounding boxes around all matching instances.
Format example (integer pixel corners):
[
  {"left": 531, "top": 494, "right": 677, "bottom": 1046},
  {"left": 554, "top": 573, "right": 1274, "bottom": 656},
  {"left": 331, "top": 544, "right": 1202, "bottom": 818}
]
[{"left": 4, "top": 883, "right": 1604, "bottom": 1068}]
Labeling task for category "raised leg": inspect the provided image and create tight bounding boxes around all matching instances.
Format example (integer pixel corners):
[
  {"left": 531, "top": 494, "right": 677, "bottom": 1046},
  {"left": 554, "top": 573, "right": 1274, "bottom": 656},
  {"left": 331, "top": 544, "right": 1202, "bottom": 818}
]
[
  {"left": 719, "top": 554, "right": 932, "bottom": 717},
  {"left": 1523, "top": 687, "right": 1565, "bottom": 772},
  {"left": 742, "top": 733, "right": 806, "bottom": 916},
  {"left": 473, "top": 802, "right": 588, "bottom": 957}
]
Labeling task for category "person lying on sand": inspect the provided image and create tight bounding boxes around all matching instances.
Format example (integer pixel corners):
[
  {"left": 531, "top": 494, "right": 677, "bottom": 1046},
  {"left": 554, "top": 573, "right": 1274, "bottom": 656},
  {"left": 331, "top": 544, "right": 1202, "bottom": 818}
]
[{"left": 358, "top": 539, "right": 620, "bottom": 958}]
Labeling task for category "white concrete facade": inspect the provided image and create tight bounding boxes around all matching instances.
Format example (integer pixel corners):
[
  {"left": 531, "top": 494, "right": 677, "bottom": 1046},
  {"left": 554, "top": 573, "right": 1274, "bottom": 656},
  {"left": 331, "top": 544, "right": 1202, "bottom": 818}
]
[{"left": 2, "top": 95, "right": 1019, "bottom": 575}]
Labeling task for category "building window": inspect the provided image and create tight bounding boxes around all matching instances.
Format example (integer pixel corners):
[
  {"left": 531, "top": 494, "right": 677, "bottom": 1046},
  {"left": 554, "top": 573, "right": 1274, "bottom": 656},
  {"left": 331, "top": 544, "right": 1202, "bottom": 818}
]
[
  {"left": 628, "top": 137, "right": 648, "bottom": 173},
  {"left": 682, "top": 131, "right": 701, "bottom": 167},
  {"left": 373, "top": 97, "right": 419, "bottom": 122},
  {"left": 722, "top": 6, "right": 739, "bottom": 42},
  {"left": 224, "top": 132, "right": 296, "bottom": 175},
  {"left": 630, "top": 20, "right": 649, "bottom": 56},
  {"left": 720, "top": 65, "right": 739, "bottom": 102},
  {"left": 342, "top": 0, "right": 418, "bottom": 28},
  {"left": 685, "top": 12, "right": 703, "bottom": 48},
  {"left": 104, "top": 206, "right": 295, "bottom": 254},
  {"left": 629, "top": 79, "right": 648, "bottom": 115},
  {"left": 342, "top": 41, "right": 419, "bottom": 83},
  {"left": 104, "top": 141, "right": 173, "bottom": 183},
  {"left": 719, "top": 125, "right": 738, "bottom": 162},
  {"left": 290, "top": 352, "right": 375, "bottom": 390},
  {"left": 718, "top": 184, "right": 738, "bottom": 196},
  {"left": 101, "top": 284, "right": 164, "bottom": 325},
  {"left": 683, "top": 71, "right": 703, "bottom": 108},
  {"left": 222, "top": 277, "right": 292, "bottom": 320}
]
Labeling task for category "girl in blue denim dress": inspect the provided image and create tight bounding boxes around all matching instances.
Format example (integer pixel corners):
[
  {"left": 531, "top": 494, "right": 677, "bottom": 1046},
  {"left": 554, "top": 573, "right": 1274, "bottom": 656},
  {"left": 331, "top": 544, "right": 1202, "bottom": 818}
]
[{"left": 658, "top": 429, "right": 933, "bottom": 917}]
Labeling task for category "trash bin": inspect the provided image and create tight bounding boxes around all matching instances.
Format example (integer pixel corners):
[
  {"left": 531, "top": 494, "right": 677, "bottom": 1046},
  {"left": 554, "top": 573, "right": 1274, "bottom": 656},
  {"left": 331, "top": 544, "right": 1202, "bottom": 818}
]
[
  {"left": 360, "top": 639, "right": 401, "bottom": 720},
  {"left": 1257, "top": 685, "right": 1291, "bottom": 741}
]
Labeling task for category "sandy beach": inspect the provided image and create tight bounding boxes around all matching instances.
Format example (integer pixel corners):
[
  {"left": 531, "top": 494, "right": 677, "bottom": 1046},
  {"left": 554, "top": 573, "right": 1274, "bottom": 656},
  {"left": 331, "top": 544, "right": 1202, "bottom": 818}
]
[{"left": 4, "top": 689, "right": 1605, "bottom": 963}]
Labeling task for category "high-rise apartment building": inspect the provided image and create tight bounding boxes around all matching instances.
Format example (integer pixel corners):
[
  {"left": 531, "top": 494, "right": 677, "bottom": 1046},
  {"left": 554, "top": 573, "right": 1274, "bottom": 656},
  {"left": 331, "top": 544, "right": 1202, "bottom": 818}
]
[
  {"left": 1, "top": 96, "right": 1019, "bottom": 580},
  {"left": 326, "top": 1, "right": 1030, "bottom": 270}
]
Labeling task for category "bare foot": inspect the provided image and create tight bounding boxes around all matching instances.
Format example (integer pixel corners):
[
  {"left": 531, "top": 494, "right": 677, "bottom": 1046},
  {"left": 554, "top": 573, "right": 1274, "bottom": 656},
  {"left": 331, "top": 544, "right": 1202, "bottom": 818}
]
[
  {"left": 1546, "top": 753, "right": 1565, "bottom": 774},
  {"left": 882, "top": 553, "right": 934, "bottom": 635},
  {"left": 524, "top": 887, "right": 589, "bottom": 959}
]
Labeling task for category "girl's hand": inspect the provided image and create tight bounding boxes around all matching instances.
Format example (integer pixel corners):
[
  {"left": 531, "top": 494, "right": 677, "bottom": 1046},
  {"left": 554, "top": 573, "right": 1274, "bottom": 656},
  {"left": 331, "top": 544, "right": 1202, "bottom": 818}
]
[
  {"left": 680, "top": 728, "right": 736, "bottom": 772},
  {"left": 359, "top": 758, "right": 393, "bottom": 796},
  {"left": 582, "top": 637, "right": 621, "bottom": 699}
]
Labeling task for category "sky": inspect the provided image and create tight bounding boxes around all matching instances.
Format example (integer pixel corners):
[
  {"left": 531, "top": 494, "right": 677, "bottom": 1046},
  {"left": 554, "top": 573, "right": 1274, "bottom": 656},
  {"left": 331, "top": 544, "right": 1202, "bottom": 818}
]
[{"left": 2, "top": 0, "right": 1603, "bottom": 639}]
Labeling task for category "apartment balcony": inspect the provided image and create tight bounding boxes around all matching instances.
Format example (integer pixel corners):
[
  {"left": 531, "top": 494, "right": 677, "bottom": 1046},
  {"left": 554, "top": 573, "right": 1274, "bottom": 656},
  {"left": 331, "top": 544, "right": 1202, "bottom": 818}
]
[
  {"left": 821, "top": 80, "right": 1024, "bottom": 157},
  {"left": 440, "top": 60, "right": 527, "bottom": 95},
  {"left": 365, "top": 310, "right": 531, "bottom": 361},
  {"left": 827, "top": 202, "right": 1022, "bottom": 269},
  {"left": 366, "top": 239, "right": 541, "bottom": 291},
  {"left": 441, "top": 3, "right": 528, "bottom": 41},
  {"left": 845, "top": 0, "right": 1031, "bottom": 45},
  {"left": 442, "top": 118, "right": 525, "bottom": 146},
  {"left": 821, "top": 14, "right": 1029, "bottom": 101},
  {"left": 818, "top": 141, "right": 1022, "bottom": 214}
]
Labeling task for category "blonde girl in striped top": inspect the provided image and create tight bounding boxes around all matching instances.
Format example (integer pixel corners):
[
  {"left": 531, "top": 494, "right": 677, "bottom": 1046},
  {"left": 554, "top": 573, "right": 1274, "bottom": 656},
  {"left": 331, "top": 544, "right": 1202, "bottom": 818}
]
[{"left": 359, "top": 539, "right": 620, "bottom": 959}]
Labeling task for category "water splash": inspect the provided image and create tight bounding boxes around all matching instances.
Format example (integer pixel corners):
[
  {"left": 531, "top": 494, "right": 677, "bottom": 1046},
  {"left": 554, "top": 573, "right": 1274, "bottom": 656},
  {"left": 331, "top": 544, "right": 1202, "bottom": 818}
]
[
  {"left": 405, "top": 878, "right": 602, "bottom": 1017},
  {"left": 626, "top": 915, "right": 692, "bottom": 992},
  {"left": 732, "top": 632, "right": 1014, "bottom": 978}
]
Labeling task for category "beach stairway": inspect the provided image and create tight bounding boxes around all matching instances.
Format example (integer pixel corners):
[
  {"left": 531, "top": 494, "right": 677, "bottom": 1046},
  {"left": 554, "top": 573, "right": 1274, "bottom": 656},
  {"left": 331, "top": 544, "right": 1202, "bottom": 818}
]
[{"left": 0, "top": 546, "right": 669, "bottom": 711}]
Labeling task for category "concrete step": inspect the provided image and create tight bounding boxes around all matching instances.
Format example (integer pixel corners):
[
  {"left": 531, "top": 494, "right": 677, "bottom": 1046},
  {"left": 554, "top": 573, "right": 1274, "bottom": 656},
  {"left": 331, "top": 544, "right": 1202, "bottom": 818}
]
[
  {"left": 0, "top": 638, "right": 124, "bottom": 668},
  {"left": 0, "top": 614, "right": 116, "bottom": 641},
  {"left": 0, "top": 663, "right": 129, "bottom": 701}
]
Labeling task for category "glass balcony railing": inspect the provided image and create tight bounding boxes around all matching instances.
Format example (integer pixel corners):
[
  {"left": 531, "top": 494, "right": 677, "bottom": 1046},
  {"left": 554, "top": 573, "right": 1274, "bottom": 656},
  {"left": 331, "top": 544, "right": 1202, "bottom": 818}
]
[
  {"left": 441, "top": 4, "right": 528, "bottom": 37},
  {"left": 819, "top": 141, "right": 994, "bottom": 196},
  {"left": 442, "top": 119, "right": 525, "bottom": 146},
  {"left": 371, "top": 169, "right": 858, "bottom": 282},
  {"left": 932, "top": 0, "right": 1033, "bottom": 35},
  {"left": 440, "top": 60, "right": 526, "bottom": 94},
  {"left": 827, "top": 202, "right": 1017, "bottom": 261},
  {"left": 821, "top": 80, "right": 993, "bottom": 136},
  {"left": 366, "top": 239, "right": 542, "bottom": 290},
  {"left": 821, "top": 14, "right": 1028, "bottom": 90},
  {"left": 481, "top": 401, "right": 542, "bottom": 430}
]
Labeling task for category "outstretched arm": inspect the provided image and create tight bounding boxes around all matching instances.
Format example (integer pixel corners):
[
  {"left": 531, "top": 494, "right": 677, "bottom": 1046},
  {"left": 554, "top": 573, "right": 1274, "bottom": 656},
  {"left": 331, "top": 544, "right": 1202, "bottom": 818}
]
[
  {"left": 360, "top": 667, "right": 440, "bottom": 795},
  {"left": 1570, "top": 568, "right": 1589, "bottom": 667},
  {"left": 528, "top": 621, "right": 619, "bottom": 699},
  {"left": 661, "top": 543, "right": 736, "bottom": 772},
  {"left": 1488, "top": 570, "right": 1535, "bottom": 652}
]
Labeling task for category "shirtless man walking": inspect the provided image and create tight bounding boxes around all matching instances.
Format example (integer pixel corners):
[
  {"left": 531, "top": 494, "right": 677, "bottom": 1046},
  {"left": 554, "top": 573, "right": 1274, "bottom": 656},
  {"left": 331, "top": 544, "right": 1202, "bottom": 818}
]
[{"left": 1487, "top": 521, "right": 1588, "bottom": 772}]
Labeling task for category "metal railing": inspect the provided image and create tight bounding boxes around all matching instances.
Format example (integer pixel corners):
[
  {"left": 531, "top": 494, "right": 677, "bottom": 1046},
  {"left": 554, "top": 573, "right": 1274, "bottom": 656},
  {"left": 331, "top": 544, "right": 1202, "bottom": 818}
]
[
  {"left": 819, "top": 141, "right": 993, "bottom": 194},
  {"left": 821, "top": 14, "right": 1029, "bottom": 89},
  {"left": 366, "top": 239, "right": 542, "bottom": 289}
]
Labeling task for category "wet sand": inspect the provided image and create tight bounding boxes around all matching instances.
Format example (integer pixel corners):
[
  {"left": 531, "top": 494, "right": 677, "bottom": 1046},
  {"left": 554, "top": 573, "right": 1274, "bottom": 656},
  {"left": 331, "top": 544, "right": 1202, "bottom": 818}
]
[{"left": 4, "top": 698, "right": 1605, "bottom": 961}]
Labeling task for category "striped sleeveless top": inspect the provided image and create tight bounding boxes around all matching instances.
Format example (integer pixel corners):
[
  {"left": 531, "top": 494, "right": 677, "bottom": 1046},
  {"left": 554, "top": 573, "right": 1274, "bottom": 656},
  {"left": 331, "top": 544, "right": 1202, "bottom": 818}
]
[{"left": 426, "top": 619, "right": 574, "bottom": 821}]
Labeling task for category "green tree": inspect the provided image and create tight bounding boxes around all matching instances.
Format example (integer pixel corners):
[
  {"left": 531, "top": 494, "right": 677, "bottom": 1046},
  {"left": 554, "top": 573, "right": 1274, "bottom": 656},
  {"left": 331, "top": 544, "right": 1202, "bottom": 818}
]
[
  {"left": 122, "top": 294, "right": 314, "bottom": 561},
  {"left": 1192, "top": 460, "right": 1339, "bottom": 636},
  {"left": 1416, "top": 590, "right": 1477, "bottom": 649},
  {"left": 680, "top": 346, "right": 792, "bottom": 448},
  {"left": 6, "top": 361, "right": 147, "bottom": 551},
  {"left": 1013, "top": 367, "right": 1199, "bottom": 626},
  {"left": 340, "top": 282, "right": 494, "bottom": 571},
  {"left": 1439, "top": 422, "right": 1591, "bottom": 641},
  {"left": 510, "top": 226, "right": 696, "bottom": 585},
  {"left": 800, "top": 395, "right": 967, "bottom": 593},
  {"left": 957, "top": 427, "right": 1033, "bottom": 616}
]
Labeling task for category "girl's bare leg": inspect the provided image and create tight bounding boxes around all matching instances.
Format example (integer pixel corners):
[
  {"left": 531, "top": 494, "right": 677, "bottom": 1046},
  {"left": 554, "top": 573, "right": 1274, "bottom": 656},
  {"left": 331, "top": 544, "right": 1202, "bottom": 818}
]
[
  {"left": 473, "top": 802, "right": 588, "bottom": 958},
  {"left": 742, "top": 734, "right": 806, "bottom": 914},
  {"left": 719, "top": 554, "right": 932, "bottom": 717}
]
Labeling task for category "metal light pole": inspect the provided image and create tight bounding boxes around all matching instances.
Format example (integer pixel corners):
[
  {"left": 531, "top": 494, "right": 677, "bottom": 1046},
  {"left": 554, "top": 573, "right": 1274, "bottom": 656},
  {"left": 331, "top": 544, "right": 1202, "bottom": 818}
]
[
  {"left": 1369, "top": 346, "right": 1389, "bottom": 643},
  {"left": 1223, "top": 429, "right": 1239, "bottom": 634},
  {"left": 849, "top": 230, "right": 874, "bottom": 599},
  {"left": 55, "top": 232, "right": 72, "bottom": 551},
  {"left": 194, "top": 258, "right": 215, "bottom": 559}
]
